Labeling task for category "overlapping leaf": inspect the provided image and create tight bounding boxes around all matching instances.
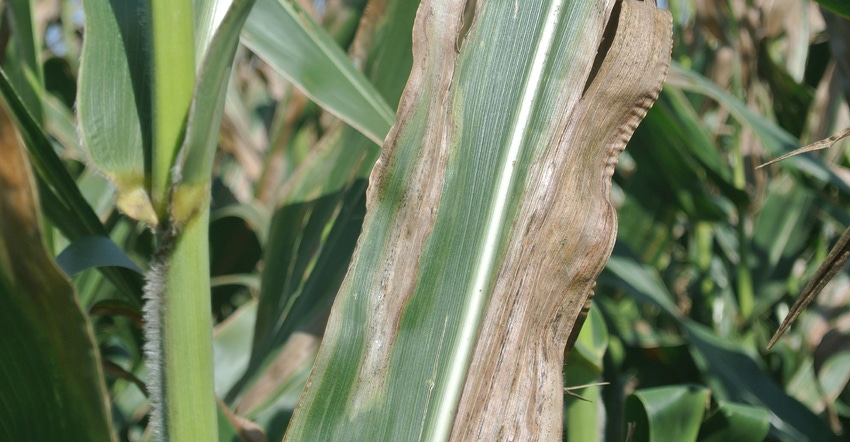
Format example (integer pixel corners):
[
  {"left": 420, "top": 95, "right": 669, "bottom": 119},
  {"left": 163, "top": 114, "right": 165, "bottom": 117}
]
[
  {"left": 241, "top": 0, "right": 394, "bottom": 145},
  {"left": 0, "top": 99, "right": 114, "bottom": 442}
]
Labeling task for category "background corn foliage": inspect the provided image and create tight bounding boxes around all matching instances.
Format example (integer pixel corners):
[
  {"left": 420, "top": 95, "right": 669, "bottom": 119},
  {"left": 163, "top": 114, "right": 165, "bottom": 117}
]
[{"left": 2, "top": 0, "right": 850, "bottom": 440}]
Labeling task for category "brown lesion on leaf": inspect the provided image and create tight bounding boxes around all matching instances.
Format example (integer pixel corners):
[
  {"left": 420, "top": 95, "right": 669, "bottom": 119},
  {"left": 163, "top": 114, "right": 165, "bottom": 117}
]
[
  {"left": 450, "top": 1, "right": 672, "bottom": 439},
  {"left": 349, "top": 0, "right": 466, "bottom": 414}
]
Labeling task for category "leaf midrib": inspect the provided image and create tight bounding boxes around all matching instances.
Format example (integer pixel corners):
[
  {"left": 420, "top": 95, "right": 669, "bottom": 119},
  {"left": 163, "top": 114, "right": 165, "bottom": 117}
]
[{"left": 430, "top": 0, "right": 568, "bottom": 438}]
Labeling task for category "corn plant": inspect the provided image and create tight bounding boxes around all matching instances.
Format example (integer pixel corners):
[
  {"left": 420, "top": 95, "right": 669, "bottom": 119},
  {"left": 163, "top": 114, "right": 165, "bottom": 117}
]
[{"left": 2, "top": 0, "right": 850, "bottom": 441}]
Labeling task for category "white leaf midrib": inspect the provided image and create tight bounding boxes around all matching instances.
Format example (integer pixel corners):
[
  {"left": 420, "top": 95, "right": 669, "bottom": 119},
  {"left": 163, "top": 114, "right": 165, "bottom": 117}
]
[{"left": 429, "top": 0, "right": 566, "bottom": 439}]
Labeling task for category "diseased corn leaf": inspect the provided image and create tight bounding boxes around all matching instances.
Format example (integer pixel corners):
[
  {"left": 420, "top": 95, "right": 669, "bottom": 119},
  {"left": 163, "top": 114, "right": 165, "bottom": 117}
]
[
  {"left": 284, "top": 0, "right": 671, "bottom": 439},
  {"left": 0, "top": 100, "right": 114, "bottom": 442},
  {"left": 241, "top": 0, "right": 395, "bottom": 145},
  {"left": 77, "top": 0, "right": 155, "bottom": 225},
  {"left": 226, "top": 1, "right": 418, "bottom": 430}
]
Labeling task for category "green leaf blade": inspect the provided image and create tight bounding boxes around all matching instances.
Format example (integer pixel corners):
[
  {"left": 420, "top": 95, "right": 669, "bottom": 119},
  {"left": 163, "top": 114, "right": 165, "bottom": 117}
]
[
  {"left": 171, "top": 0, "right": 257, "bottom": 227},
  {"left": 625, "top": 385, "right": 710, "bottom": 442},
  {"left": 77, "top": 0, "right": 156, "bottom": 225},
  {"left": 0, "top": 100, "right": 114, "bottom": 442},
  {"left": 241, "top": 0, "right": 394, "bottom": 145},
  {"left": 816, "top": 0, "right": 850, "bottom": 20}
]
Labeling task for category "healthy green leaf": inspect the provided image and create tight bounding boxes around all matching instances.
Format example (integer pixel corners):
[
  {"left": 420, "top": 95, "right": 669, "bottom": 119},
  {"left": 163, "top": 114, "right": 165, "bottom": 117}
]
[
  {"left": 213, "top": 300, "right": 258, "bottom": 396},
  {"left": 666, "top": 63, "right": 850, "bottom": 198},
  {"left": 55, "top": 236, "right": 145, "bottom": 276},
  {"left": 572, "top": 302, "right": 609, "bottom": 368},
  {"left": 0, "top": 68, "right": 102, "bottom": 238},
  {"left": 698, "top": 401, "right": 772, "bottom": 442},
  {"left": 241, "top": 0, "right": 395, "bottom": 145},
  {"left": 818, "top": 349, "right": 850, "bottom": 405},
  {"left": 195, "top": 0, "right": 234, "bottom": 65},
  {"left": 2, "top": 0, "right": 44, "bottom": 121},
  {"left": 603, "top": 250, "right": 839, "bottom": 441},
  {"left": 816, "top": 0, "right": 850, "bottom": 20},
  {"left": 77, "top": 0, "right": 155, "bottom": 225},
  {"left": 624, "top": 385, "right": 709, "bottom": 442},
  {"left": 564, "top": 305, "right": 608, "bottom": 442}
]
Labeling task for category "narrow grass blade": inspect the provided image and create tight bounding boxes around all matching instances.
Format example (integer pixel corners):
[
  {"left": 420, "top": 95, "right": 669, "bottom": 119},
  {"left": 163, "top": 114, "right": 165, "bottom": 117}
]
[
  {"left": 0, "top": 100, "right": 114, "bottom": 442},
  {"left": 0, "top": 68, "right": 101, "bottom": 236},
  {"left": 768, "top": 225, "right": 850, "bottom": 349},
  {"left": 667, "top": 63, "right": 850, "bottom": 197},
  {"left": 241, "top": 0, "right": 394, "bottom": 145},
  {"left": 2, "top": 0, "right": 44, "bottom": 121},
  {"left": 757, "top": 127, "right": 850, "bottom": 169}
]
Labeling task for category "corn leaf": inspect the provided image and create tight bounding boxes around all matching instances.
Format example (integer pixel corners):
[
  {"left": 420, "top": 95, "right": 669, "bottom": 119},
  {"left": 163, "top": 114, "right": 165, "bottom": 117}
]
[
  {"left": 0, "top": 100, "right": 114, "bottom": 441},
  {"left": 667, "top": 63, "right": 850, "bottom": 197},
  {"left": 171, "top": 0, "right": 256, "bottom": 226},
  {"left": 698, "top": 401, "right": 771, "bottom": 442},
  {"left": 55, "top": 236, "right": 145, "bottom": 277},
  {"left": 195, "top": 0, "right": 235, "bottom": 65},
  {"left": 816, "top": 0, "right": 850, "bottom": 20},
  {"left": 0, "top": 68, "right": 144, "bottom": 301},
  {"left": 2, "top": 0, "right": 44, "bottom": 121},
  {"left": 284, "top": 0, "right": 672, "bottom": 439},
  {"left": 602, "top": 250, "right": 838, "bottom": 440},
  {"left": 226, "top": 2, "right": 419, "bottom": 432},
  {"left": 625, "top": 385, "right": 710, "bottom": 442},
  {"left": 77, "top": 0, "right": 154, "bottom": 225},
  {"left": 241, "top": 0, "right": 395, "bottom": 145}
]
